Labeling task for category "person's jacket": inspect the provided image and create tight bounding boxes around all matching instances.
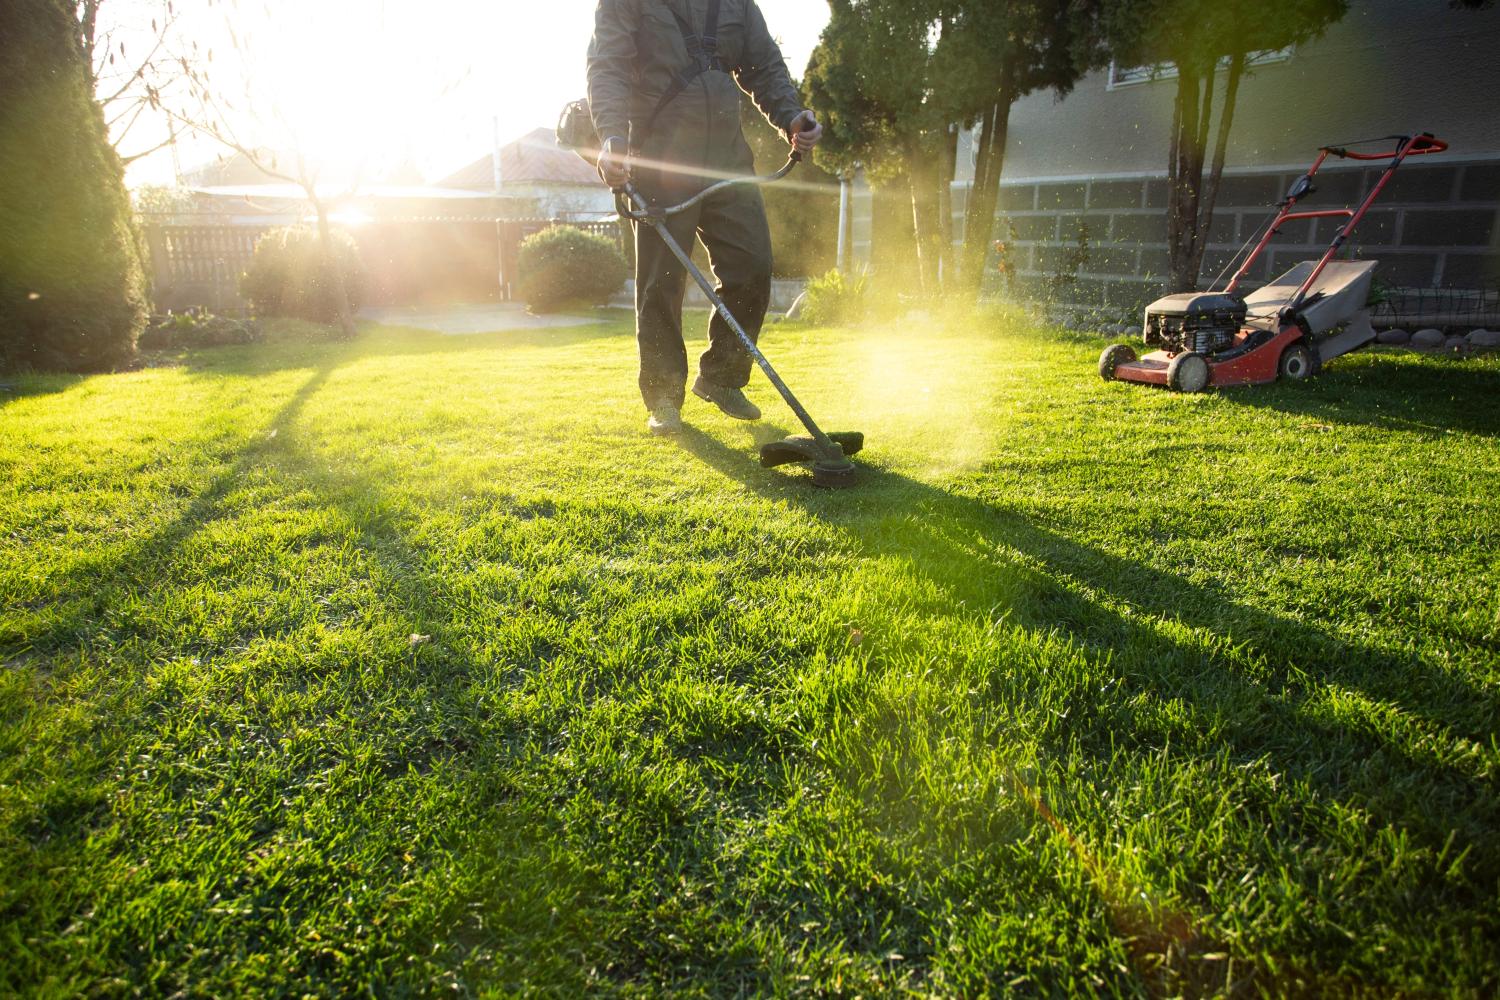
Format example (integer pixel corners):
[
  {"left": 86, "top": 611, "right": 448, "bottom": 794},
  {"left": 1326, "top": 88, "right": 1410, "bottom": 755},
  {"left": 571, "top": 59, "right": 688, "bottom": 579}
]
[{"left": 587, "top": 0, "right": 802, "bottom": 185}]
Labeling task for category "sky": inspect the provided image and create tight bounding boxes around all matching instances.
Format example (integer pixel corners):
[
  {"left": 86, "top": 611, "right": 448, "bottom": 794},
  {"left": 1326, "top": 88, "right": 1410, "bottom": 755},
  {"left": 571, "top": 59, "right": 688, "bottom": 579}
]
[{"left": 110, "top": 0, "right": 831, "bottom": 188}]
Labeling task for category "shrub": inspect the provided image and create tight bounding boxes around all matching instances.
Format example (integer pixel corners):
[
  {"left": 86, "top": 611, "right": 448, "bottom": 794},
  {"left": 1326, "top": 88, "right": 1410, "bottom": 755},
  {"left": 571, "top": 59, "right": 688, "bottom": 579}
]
[
  {"left": 241, "top": 225, "right": 366, "bottom": 324},
  {"left": 0, "top": 0, "right": 149, "bottom": 373},
  {"left": 518, "top": 226, "right": 627, "bottom": 313},
  {"left": 799, "top": 268, "right": 868, "bottom": 327},
  {"left": 137, "top": 311, "right": 262, "bottom": 350}
]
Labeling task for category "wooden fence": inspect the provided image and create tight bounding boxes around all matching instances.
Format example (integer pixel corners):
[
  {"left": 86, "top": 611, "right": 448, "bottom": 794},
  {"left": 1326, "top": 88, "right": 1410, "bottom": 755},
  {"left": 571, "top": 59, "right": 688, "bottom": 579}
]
[
  {"left": 142, "top": 219, "right": 629, "bottom": 314},
  {"left": 143, "top": 225, "right": 265, "bottom": 314}
]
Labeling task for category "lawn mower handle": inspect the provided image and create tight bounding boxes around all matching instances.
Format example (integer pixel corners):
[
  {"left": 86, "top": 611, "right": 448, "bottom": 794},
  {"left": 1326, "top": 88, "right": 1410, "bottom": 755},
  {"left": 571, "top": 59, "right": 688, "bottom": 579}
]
[
  {"left": 1321, "top": 132, "right": 1448, "bottom": 160},
  {"left": 1224, "top": 131, "right": 1446, "bottom": 300}
]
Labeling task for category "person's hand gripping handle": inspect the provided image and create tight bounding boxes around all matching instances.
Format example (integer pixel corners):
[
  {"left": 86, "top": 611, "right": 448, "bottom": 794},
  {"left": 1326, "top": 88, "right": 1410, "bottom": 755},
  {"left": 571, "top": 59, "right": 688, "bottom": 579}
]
[
  {"left": 788, "top": 110, "right": 822, "bottom": 163},
  {"left": 599, "top": 135, "right": 630, "bottom": 191}
]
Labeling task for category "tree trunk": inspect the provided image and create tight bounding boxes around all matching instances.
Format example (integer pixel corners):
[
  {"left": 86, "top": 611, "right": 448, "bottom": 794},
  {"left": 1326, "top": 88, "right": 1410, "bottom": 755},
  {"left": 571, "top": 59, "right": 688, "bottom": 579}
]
[
  {"left": 312, "top": 198, "right": 356, "bottom": 339},
  {"left": 960, "top": 92, "right": 1012, "bottom": 299},
  {"left": 906, "top": 136, "right": 943, "bottom": 296},
  {"left": 936, "top": 123, "right": 958, "bottom": 283},
  {"left": 1167, "top": 65, "right": 1210, "bottom": 293},
  {"left": 1197, "top": 51, "right": 1245, "bottom": 289},
  {"left": 78, "top": 0, "right": 100, "bottom": 82}
]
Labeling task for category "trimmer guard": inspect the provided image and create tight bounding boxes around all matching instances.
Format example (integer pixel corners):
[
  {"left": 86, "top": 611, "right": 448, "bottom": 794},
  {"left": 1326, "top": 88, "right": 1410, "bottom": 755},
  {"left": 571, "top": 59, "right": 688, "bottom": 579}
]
[{"left": 759, "top": 432, "right": 864, "bottom": 469}]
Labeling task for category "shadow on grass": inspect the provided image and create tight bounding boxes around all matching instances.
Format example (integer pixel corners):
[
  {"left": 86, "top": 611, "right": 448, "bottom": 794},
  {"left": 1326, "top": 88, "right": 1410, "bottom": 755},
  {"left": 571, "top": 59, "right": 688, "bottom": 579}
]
[
  {"left": 1219, "top": 352, "right": 1500, "bottom": 438},
  {"left": 6, "top": 350, "right": 600, "bottom": 990},
  {"left": 13, "top": 316, "right": 637, "bottom": 658},
  {"left": 675, "top": 424, "right": 1497, "bottom": 834},
  {"left": 174, "top": 320, "right": 632, "bottom": 381},
  {"left": 13, "top": 348, "right": 1496, "bottom": 992},
  {"left": 0, "top": 373, "right": 86, "bottom": 410}
]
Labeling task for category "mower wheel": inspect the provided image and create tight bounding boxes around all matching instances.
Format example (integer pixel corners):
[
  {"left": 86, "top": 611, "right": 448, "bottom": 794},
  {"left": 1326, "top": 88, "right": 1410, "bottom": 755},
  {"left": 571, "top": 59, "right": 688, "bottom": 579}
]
[
  {"left": 1167, "top": 351, "right": 1211, "bottom": 393},
  {"left": 1099, "top": 344, "right": 1137, "bottom": 380},
  {"left": 1279, "top": 342, "right": 1317, "bottom": 381}
]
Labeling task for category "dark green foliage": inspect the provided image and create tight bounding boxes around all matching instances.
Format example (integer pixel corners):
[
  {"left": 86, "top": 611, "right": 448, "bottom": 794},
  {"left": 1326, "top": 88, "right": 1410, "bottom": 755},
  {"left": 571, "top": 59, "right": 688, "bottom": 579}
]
[
  {"left": 803, "top": 1, "right": 932, "bottom": 171},
  {"left": 799, "top": 268, "right": 868, "bottom": 326},
  {"left": 517, "top": 226, "right": 626, "bottom": 312},
  {"left": 804, "top": 0, "right": 947, "bottom": 291},
  {"left": 241, "top": 225, "right": 366, "bottom": 324},
  {"left": 805, "top": 1, "right": 1103, "bottom": 295},
  {"left": 1100, "top": 0, "right": 1346, "bottom": 76},
  {"left": 138, "top": 312, "right": 261, "bottom": 350},
  {"left": 0, "top": 0, "right": 148, "bottom": 373},
  {"left": 1098, "top": 0, "right": 1348, "bottom": 291},
  {"left": 739, "top": 95, "right": 839, "bottom": 279}
]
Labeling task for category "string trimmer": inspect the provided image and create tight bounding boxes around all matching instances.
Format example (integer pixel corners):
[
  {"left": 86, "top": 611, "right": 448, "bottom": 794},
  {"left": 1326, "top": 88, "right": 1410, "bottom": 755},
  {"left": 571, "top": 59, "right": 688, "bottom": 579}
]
[{"left": 615, "top": 152, "right": 864, "bottom": 488}]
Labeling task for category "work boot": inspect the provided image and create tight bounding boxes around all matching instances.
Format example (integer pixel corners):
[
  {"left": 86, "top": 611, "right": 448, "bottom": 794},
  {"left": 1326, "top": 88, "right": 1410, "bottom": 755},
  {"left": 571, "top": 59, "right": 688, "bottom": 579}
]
[
  {"left": 692, "top": 376, "right": 761, "bottom": 421},
  {"left": 646, "top": 403, "right": 682, "bottom": 436}
]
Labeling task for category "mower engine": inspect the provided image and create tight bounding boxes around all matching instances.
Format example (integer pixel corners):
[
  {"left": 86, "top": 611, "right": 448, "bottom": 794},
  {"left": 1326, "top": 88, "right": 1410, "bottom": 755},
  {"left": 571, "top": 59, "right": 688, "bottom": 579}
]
[{"left": 1143, "top": 292, "right": 1247, "bottom": 356}]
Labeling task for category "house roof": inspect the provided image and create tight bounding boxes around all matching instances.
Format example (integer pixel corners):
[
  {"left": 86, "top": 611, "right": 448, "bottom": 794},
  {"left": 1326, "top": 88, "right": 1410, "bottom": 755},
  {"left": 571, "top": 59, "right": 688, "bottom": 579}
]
[
  {"left": 439, "top": 128, "right": 604, "bottom": 190},
  {"left": 187, "top": 184, "right": 497, "bottom": 201},
  {"left": 180, "top": 152, "right": 431, "bottom": 190},
  {"left": 179, "top": 149, "right": 288, "bottom": 188}
]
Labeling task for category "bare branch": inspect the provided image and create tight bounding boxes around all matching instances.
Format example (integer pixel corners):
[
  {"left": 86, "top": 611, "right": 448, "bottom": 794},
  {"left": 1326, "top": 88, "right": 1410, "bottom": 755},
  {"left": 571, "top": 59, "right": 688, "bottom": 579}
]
[{"left": 120, "top": 128, "right": 181, "bottom": 165}]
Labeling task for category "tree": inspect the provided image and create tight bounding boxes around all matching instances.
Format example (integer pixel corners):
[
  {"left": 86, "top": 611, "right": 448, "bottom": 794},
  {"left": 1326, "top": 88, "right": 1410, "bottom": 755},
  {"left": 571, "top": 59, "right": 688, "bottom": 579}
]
[
  {"left": 1, "top": 0, "right": 148, "bottom": 372},
  {"left": 152, "top": 2, "right": 465, "bottom": 338},
  {"left": 806, "top": 0, "right": 1104, "bottom": 299},
  {"left": 804, "top": 0, "right": 949, "bottom": 293},
  {"left": 930, "top": 0, "right": 1104, "bottom": 297},
  {"left": 75, "top": 0, "right": 198, "bottom": 165},
  {"left": 739, "top": 94, "right": 840, "bottom": 279},
  {"left": 1100, "top": 0, "right": 1347, "bottom": 293}
]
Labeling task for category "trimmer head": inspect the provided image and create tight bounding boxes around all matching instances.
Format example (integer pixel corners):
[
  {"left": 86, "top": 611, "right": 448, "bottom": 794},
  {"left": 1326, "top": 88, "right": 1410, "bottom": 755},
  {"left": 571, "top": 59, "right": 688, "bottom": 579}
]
[
  {"left": 759, "top": 431, "right": 864, "bottom": 488},
  {"left": 811, "top": 459, "right": 858, "bottom": 489}
]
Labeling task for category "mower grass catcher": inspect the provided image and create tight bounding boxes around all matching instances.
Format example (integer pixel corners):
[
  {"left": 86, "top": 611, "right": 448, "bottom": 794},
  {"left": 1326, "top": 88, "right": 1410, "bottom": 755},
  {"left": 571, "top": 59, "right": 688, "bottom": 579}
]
[{"left": 1101, "top": 132, "right": 1447, "bottom": 392}]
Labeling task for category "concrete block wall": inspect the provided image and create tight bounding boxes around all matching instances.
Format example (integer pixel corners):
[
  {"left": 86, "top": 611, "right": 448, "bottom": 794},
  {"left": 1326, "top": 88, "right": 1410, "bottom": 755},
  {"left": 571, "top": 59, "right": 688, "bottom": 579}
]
[{"left": 959, "top": 156, "right": 1500, "bottom": 320}]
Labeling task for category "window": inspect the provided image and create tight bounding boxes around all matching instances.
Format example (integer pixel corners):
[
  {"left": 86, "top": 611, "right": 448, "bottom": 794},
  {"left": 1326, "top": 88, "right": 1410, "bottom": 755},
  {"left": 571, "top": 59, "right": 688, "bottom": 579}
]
[{"left": 1107, "top": 47, "right": 1294, "bottom": 90}]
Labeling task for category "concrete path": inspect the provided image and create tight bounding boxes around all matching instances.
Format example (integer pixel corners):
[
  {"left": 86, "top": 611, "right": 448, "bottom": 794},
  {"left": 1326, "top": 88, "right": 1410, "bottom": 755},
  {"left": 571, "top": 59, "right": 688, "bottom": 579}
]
[{"left": 359, "top": 303, "right": 607, "bottom": 335}]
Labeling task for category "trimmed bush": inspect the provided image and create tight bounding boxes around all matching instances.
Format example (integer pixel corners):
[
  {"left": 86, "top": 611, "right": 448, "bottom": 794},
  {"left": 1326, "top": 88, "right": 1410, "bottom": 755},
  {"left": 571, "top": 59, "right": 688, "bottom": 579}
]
[
  {"left": 800, "top": 268, "right": 868, "bottom": 327},
  {"left": 518, "top": 226, "right": 627, "bottom": 313},
  {"left": 0, "top": 0, "right": 149, "bottom": 373},
  {"left": 138, "top": 312, "right": 262, "bottom": 351},
  {"left": 241, "top": 225, "right": 366, "bottom": 324}
]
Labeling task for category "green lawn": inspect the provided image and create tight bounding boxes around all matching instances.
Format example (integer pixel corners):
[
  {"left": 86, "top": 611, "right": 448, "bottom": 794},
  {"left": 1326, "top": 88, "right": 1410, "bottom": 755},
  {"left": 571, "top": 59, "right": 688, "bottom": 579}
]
[{"left": 2, "top": 311, "right": 1497, "bottom": 997}]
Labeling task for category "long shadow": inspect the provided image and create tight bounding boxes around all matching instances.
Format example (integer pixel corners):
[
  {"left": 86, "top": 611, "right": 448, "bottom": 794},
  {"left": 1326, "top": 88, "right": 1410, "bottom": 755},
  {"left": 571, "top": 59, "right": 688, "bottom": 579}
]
[
  {"left": 8, "top": 361, "right": 339, "bottom": 660},
  {"left": 8, "top": 361, "right": 594, "bottom": 991},
  {"left": 9, "top": 318, "right": 640, "bottom": 646},
  {"left": 0, "top": 373, "right": 86, "bottom": 410},
  {"left": 1220, "top": 351, "right": 1500, "bottom": 438},
  {"left": 16, "top": 377, "right": 1495, "bottom": 991},
  {"left": 676, "top": 426, "right": 1499, "bottom": 845},
  {"left": 173, "top": 319, "right": 632, "bottom": 381}
]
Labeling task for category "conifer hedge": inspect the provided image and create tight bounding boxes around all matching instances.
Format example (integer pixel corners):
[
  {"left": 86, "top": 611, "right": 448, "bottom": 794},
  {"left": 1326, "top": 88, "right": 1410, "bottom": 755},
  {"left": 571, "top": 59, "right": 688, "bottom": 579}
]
[{"left": 0, "top": 0, "right": 148, "bottom": 372}]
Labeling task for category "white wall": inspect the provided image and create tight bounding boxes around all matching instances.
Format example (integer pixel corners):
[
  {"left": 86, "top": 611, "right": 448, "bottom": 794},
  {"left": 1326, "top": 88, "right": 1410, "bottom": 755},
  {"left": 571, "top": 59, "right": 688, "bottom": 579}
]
[{"left": 956, "top": 0, "right": 1500, "bottom": 184}]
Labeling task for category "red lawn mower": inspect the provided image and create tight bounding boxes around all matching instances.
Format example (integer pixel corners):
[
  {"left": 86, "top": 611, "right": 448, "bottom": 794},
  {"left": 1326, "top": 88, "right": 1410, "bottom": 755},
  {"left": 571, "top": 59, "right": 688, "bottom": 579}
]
[{"left": 1100, "top": 132, "right": 1449, "bottom": 392}]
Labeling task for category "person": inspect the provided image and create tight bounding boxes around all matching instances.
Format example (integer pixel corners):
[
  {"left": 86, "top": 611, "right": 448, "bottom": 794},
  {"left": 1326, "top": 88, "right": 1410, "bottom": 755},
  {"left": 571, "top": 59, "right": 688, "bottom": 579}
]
[{"left": 587, "top": 0, "right": 822, "bottom": 435}]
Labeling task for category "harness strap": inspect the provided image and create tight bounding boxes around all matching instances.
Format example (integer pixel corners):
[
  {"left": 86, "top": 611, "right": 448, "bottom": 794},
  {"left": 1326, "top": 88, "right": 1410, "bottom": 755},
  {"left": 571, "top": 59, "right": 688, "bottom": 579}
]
[
  {"left": 637, "top": 0, "right": 725, "bottom": 149},
  {"left": 701, "top": 0, "right": 720, "bottom": 66}
]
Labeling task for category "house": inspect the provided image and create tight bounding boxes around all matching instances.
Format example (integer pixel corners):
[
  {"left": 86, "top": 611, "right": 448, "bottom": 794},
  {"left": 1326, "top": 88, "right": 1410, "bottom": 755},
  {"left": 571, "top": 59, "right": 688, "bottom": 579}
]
[
  {"left": 147, "top": 150, "right": 526, "bottom": 311},
  {"left": 438, "top": 127, "right": 614, "bottom": 222},
  {"left": 856, "top": 0, "right": 1500, "bottom": 319}
]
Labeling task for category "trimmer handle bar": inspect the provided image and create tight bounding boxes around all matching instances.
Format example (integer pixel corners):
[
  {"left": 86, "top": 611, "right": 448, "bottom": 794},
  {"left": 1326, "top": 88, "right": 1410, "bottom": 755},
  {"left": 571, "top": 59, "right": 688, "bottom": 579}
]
[
  {"left": 613, "top": 154, "right": 859, "bottom": 479},
  {"left": 614, "top": 151, "right": 801, "bottom": 222}
]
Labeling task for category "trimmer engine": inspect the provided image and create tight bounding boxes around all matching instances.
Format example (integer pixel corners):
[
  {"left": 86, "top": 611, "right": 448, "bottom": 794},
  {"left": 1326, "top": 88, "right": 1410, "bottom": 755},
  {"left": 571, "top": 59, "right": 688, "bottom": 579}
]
[{"left": 1143, "top": 292, "right": 1248, "bottom": 356}]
